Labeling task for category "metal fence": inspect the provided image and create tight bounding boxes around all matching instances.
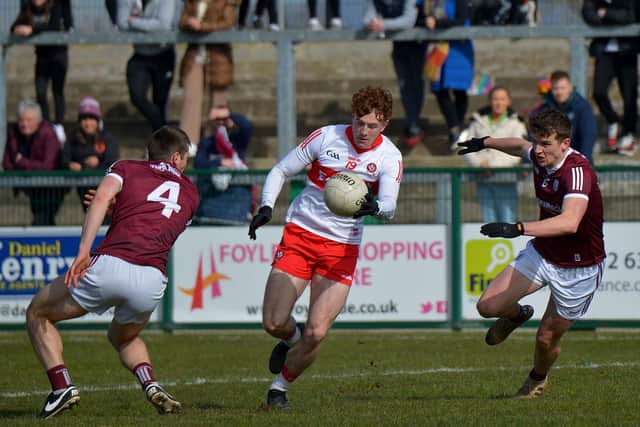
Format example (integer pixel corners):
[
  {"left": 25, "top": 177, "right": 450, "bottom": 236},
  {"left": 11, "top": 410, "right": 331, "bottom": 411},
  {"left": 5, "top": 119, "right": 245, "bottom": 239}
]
[
  {"left": 3, "top": 4, "right": 640, "bottom": 163},
  {"left": 0, "top": 0, "right": 585, "bottom": 34},
  {"left": 2, "top": 166, "right": 639, "bottom": 226}
]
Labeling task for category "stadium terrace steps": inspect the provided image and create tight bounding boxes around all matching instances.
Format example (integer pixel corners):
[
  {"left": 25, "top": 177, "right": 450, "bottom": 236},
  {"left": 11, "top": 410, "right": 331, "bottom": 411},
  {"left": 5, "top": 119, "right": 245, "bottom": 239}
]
[{"left": 5, "top": 38, "right": 632, "bottom": 165}]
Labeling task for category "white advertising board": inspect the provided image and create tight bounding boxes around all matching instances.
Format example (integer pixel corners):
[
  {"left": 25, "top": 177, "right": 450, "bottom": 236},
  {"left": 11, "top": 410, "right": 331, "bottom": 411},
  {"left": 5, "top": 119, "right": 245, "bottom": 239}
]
[
  {"left": 171, "top": 225, "right": 448, "bottom": 323},
  {"left": 0, "top": 227, "right": 160, "bottom": 324},
  {"left": 461, "top": 223, "right": 640, "bottom": 320}
]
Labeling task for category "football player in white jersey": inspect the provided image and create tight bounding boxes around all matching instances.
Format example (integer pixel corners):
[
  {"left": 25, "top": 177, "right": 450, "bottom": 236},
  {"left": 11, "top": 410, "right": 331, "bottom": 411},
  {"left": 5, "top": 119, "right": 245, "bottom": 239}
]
[{"left": 248, "top": 86, "right": 403, "bottom": 408}]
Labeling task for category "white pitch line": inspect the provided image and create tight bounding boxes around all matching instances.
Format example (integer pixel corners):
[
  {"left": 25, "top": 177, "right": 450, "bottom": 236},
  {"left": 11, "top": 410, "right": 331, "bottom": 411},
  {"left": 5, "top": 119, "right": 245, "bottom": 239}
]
[{"left": 3, "top": 360, "right": 639, "bottom": 399}]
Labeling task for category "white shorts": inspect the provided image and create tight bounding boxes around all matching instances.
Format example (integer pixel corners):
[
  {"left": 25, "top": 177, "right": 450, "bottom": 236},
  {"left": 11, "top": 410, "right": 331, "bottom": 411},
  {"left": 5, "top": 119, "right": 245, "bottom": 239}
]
[
  {"left": 69, "top": 255, "right": 167, "bottom": 324},
  {"left": 511, "top": 241, "right": 604, "bottom": 320}
]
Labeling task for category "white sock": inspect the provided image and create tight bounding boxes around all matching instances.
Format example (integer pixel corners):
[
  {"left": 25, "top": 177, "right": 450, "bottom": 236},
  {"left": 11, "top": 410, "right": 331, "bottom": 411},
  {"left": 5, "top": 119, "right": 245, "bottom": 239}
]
[
  {"left": 284, "top": 325, "right": 301, "bottom": 347},
  {"left": 270, "top": 373, "right": 290, "bottom": 392}
]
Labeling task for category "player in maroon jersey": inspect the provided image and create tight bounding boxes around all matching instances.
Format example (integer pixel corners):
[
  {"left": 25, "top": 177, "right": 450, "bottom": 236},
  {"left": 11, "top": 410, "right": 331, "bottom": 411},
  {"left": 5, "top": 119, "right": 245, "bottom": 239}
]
[
  {"left": 26, "top": 126, "right": 198, "bottom": 418},
  {"left": 458, "top": 109, "right": 605, "bottom": 398}
]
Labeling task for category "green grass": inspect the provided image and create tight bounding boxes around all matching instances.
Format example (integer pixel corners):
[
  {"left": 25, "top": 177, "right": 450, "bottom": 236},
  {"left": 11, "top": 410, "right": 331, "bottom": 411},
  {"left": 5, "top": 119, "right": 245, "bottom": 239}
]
[{"left": 1, "top": 329, "right": 639, "bottom": 426}]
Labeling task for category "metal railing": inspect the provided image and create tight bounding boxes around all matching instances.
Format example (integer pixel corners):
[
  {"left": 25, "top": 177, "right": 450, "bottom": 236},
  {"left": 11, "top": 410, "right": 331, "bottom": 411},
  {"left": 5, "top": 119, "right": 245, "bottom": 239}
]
[
  {"left": 3, "top": 23, "right": 640, "bottom": 164},
  {"left": 2, "top": 166, "right": 640, "bottom": 226}
]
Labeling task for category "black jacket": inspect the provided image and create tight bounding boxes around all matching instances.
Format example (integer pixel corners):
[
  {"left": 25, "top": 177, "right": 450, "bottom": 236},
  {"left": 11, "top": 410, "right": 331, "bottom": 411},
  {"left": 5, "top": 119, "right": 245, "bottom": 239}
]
[
  {"left": 582, "top": 0, "right": 640, "bottom": 56},
  {"left": 61, "top": 128, "right": 119, "bottom": 170}
]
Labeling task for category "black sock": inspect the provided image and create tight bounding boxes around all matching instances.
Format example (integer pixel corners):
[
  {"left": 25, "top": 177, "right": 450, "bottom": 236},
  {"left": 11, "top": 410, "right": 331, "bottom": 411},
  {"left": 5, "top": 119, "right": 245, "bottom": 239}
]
[
  {"left": 510, "top": 305, "right": 529, "bottom": 323},
  {"left": 529, "top": 368, "right": 547, "bottom": 382}
]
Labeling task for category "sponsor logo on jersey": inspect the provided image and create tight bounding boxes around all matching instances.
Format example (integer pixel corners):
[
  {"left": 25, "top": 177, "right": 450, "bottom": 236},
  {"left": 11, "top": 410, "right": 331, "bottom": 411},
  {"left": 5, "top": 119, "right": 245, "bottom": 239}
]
[
  {"left": 537, "top": 198, "right": 562, "bottom": 214},
  {"left": 326, "top": 150, "right": 340, "bottom": 160},
  {"left": 151, "top": 162, "right": 181, "bottom": 177}
]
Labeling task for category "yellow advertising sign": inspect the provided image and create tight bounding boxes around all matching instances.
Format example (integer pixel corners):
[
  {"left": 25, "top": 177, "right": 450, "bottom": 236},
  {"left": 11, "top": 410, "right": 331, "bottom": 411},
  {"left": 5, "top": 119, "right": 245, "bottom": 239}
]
[{"left": 465, "top": 239, "right": 515, "bottom": 296}]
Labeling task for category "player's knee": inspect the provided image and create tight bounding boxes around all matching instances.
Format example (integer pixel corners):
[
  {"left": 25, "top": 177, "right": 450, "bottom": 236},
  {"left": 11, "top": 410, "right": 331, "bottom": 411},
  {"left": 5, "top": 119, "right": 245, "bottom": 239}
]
[
  {"left": 476, "top": 299, "right": 497, "bottom": 318},
  {"left": 302, "top": 325, "right": 328, "bottom": 347},
  {"left": 26, "top": 300, "right": 45, "bottom": 324},
  {"left": 262, "top": 317, "right": 288, "bottom": 336}
]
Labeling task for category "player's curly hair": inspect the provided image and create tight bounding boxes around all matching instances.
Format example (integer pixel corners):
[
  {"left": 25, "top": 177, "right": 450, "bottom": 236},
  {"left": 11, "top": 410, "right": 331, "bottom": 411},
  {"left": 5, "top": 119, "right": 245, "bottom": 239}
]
[
  {"left": 147, "top": 126, "right": 191, "bottom": 161},
  {"left": 529, "top": 108, "right": 571, "bottom": 142},
  {"left": 351, "top": 86, "right": 393, "bottom": 122}
]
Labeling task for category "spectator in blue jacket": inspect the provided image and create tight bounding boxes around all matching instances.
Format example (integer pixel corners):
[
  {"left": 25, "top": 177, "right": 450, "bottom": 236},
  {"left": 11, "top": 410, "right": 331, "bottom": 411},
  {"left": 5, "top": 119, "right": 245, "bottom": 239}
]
[
  {"left": 533, "top": 70, "right": 597, "bottom": 164},
  {"left": 425, "top": 0, "right": 474, "bottom": 151},
  {"left": 194, "top": 106, "right": 255, "bottom": 225}
]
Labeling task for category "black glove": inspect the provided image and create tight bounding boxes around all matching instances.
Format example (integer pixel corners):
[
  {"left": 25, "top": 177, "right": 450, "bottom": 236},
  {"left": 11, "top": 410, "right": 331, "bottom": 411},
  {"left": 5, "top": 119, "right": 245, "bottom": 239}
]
[
  {"left": 353, "top": 192, "right": 379, "bottom": 219},
  {"left": 480, "top": 222, "right": 525, "bottom": 238},
  {"left": 248, "top": 206, "right": 272, "bottom": 240},
  {"left": 457, "top": 136, "right": 489, "bottom": 155}
]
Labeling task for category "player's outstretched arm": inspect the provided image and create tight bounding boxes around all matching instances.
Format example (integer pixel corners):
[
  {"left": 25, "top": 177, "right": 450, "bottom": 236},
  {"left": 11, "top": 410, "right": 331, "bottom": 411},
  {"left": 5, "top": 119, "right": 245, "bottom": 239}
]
[
  {"left": 481, "top": 198, "right": 588, "bottom": 239},
  {"left": 458, "top": 136, "right": 530, "bottom": 158},
  {"left": 517, "top": 198, "right": 588, "bottom": 238}
]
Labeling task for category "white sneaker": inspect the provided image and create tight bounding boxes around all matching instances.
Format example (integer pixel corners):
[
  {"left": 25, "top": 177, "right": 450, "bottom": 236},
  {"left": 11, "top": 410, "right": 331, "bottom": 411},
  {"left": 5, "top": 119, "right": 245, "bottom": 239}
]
[
  {"left": 53, "top": 123, "right": 66, "bottom": 144},
  {"left": 309, "top": 17, "right": 323, "bottom": 31},
  {"left": 618, "top": 134, "right": 636, "bottom": 157},
  {"left": 144, "top": 383, "right": 182, "bottom": 414},
  {"left": 606, "top": 122, "right": 619, "bottom": 152},
  {"left": 330, "top": 17, "right": 343, "bottom": 29},
  {"left": 268, "top": 23, "right": 280, "bottom": 31}
]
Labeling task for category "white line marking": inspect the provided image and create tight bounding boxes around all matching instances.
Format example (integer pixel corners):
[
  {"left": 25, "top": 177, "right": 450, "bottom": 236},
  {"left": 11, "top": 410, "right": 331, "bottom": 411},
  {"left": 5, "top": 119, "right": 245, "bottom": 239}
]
[{"left": 3, "top": 361, "right": 639, "bottom": 399}]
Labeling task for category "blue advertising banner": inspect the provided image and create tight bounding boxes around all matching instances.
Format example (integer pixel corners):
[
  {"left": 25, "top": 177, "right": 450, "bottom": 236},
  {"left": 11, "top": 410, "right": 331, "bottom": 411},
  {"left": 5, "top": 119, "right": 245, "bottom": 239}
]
[
  {"left": 1, "top": 236, "right": 81, "bottom": 295},
  {"left": 0, "top": 227, "right": 166, "bottom": 325},
  {"left": 0, "top": 228, "right": 104, "bottom": 296}
]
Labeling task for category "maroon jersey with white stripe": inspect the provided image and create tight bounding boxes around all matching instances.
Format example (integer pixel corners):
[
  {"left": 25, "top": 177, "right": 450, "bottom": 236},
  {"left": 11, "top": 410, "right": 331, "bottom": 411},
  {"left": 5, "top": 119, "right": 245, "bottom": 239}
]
[
  {"left": 93, "top": 160, "right": 199, "bottom": 274},
  {"left": 529, "top": 148, "right": 605, "bottom": 267}
]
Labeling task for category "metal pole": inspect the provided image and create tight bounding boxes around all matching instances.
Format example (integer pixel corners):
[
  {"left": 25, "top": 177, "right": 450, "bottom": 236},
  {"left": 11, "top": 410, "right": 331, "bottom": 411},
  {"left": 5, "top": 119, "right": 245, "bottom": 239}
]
[
  {"left": 450, "top": 170, "right": 462, "bottom": 330},
  {"left": 276, "top": 36, "right": 296, "bottom": 159},
  {"left": 0, "top": 45, "right": 6, "bottom": 171},
  {"left": 569, "top": 36, "right": 588, "bottom": 97},
  {"left": 277, "top": 0, "right": 285, "bottom": 29}
]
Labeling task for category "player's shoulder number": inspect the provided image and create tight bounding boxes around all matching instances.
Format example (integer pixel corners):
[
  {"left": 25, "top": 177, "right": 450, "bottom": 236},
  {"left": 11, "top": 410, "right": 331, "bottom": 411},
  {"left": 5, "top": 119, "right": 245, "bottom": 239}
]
[{"left": 147, "top": 181, "right": 182, "bottom": 218}]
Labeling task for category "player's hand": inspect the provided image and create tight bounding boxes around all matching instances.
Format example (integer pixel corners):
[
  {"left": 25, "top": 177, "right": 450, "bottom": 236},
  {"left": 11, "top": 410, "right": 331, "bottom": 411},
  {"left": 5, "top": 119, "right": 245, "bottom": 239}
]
[
  {"left": 480, "top": 222, "right": 524, "bottom": 238},
  {"left": 457, "top": 136, "right": 489, "bottom": 155},
  {"left": 248, "top": 206, "right": 272, "bottom": 240},
  {"left": 64, "top": 253, "right": 91, "bottom": 288},
  {"left": 353, "top": 192, "right": 379, "bottom": 219},
  {"left": 83, "top": 189, "right": 114, "bottom": 216}
]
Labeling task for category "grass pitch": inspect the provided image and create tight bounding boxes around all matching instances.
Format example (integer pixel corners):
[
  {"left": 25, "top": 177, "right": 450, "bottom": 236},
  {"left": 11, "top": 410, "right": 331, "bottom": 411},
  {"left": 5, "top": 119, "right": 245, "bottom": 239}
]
[{"left": 1, "top": 329, "right": 639, "bottom": 426}]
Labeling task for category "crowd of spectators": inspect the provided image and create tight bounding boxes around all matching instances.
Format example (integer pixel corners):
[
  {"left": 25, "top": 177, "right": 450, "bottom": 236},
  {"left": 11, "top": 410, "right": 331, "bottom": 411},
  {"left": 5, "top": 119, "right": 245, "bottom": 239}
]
[{"left": 3, "top": 0, "right": 640, "bottom": 226}]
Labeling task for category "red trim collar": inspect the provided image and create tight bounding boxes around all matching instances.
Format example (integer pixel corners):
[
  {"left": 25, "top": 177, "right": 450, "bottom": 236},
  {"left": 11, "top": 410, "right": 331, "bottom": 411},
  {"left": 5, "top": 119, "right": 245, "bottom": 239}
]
[{"left": 346, "top": 126, "right": 383, "bottom": 153}]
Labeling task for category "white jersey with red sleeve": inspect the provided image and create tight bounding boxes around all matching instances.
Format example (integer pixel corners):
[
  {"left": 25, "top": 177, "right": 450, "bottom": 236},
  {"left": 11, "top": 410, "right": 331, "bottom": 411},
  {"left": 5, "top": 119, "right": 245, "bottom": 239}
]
[{"left": 261, "top": 124, "right": 403, "bottom": 245}]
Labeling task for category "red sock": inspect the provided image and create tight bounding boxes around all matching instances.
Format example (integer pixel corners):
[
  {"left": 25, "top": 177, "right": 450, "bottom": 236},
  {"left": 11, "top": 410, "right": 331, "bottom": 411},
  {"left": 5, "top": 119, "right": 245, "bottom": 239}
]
[
  {"left": 47, "top": 364, "right": 72, "bottom": 392},
  {"left": 133, "top": 362, "right": 156, "bottom": 388},
  {"left": 281, "top": 366, "right": 298, "bottom": 383}
]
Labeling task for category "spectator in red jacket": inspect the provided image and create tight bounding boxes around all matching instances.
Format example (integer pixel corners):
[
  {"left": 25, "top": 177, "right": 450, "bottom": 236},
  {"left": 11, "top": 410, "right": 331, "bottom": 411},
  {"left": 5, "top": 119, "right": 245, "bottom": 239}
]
[{"left": 3, "top": 99, "right": 65, "bottom": 225}]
